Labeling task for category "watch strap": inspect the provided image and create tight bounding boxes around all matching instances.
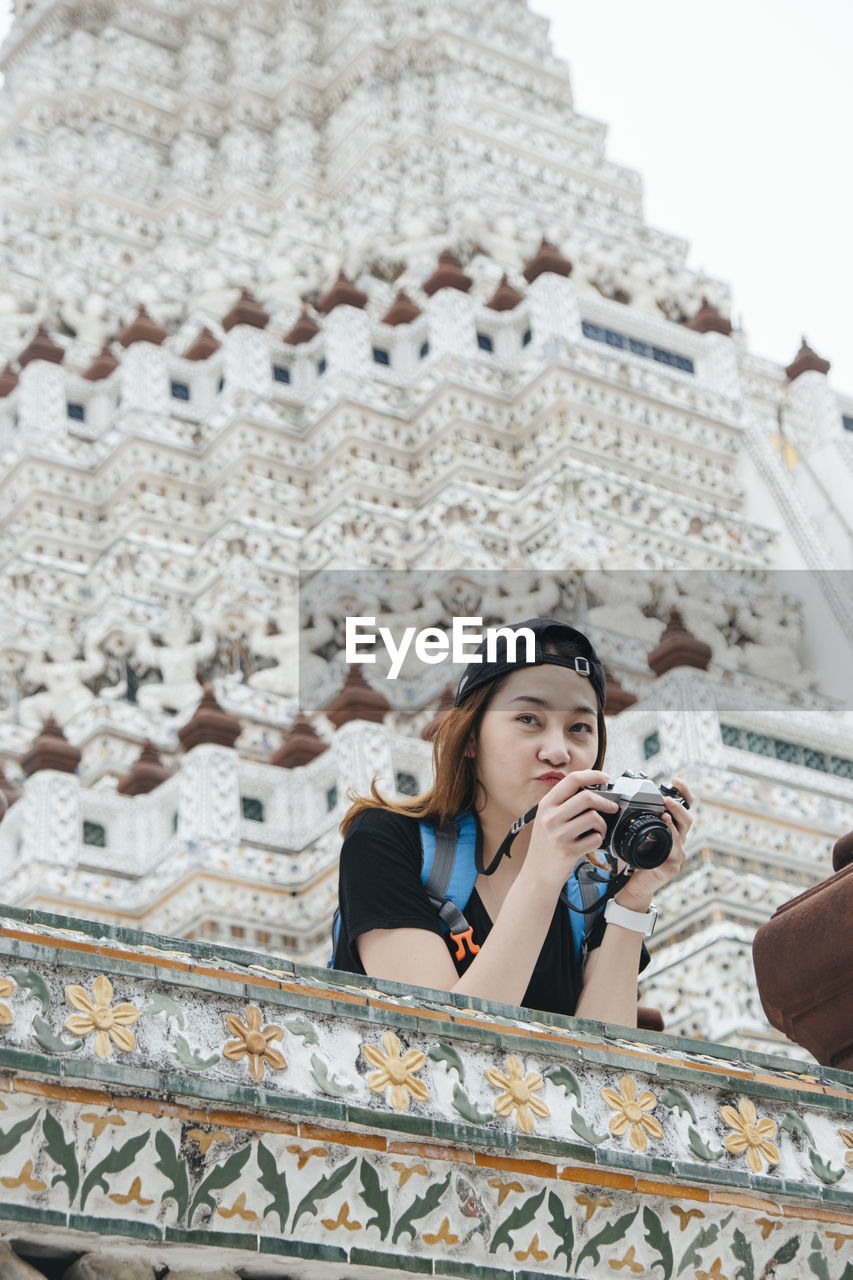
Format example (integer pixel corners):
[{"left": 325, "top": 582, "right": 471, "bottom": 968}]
[{"left": 604, "top": 899, "right": 659, "bottom": 938}]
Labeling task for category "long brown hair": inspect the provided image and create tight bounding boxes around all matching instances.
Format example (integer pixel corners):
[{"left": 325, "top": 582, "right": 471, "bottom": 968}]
[{"left": 340, "top": 661, "right": 608, "bottom": 836}]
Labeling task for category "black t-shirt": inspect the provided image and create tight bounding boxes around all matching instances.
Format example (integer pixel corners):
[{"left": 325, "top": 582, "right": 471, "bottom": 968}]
[{"left": 333, "top": 808, "right": 632, "bottom": 1018}]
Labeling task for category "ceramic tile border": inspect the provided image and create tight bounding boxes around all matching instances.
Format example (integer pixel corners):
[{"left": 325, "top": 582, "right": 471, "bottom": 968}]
[{"left": 0, "top": 1078, "right": 851, "bottom": 1279}]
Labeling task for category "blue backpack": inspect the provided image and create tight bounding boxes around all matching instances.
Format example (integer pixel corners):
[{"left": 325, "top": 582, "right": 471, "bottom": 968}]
[{"left": 330, "top": 811, "right": 609, "bottom": 968}]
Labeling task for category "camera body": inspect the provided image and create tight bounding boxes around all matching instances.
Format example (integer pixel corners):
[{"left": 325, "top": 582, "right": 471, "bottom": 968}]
[{"left": 585, "top": 771, "right": 688, "bottom": 870}]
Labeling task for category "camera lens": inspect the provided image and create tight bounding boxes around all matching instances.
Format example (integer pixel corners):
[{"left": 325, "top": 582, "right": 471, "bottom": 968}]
[{"left": 613, "top": 812, "right": 672, "bottom": 870}]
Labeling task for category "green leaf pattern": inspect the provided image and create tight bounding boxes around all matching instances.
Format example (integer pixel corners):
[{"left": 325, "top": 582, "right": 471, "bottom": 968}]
[
  {"left": 0, "top": 1098, "right": 845, "bottom": 1278},
  {"left": 257, "top": 1138, "right": 289, "bottom": 1232}
]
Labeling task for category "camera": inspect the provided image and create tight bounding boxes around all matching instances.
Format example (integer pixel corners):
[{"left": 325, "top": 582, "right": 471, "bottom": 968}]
[{"left": 585, "top": 771, "right": 688, "bottom": 870}]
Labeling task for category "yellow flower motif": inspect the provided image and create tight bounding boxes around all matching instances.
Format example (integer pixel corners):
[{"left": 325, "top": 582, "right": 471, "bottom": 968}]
[
  {"left": 484, "top": 1054, "right": 550, "bottom": 1134},
  {"left": 601, "top": 1075, "right": 664, "bottom": 1152},
  {"left": 63, "top": 975, "right": 140, "bottom": 1059},
  {"left": 362, "top": 1031, "right": 428, "bottom": 1111},
  {"left": 0, "top": 976, "right": 14, "bottom": 1027},
  {"left": 720, "top": 1098, "right": 780, "bottom": 1173},
  {"left": 223, "top": 1005, "right": 286, "bottom": 1082}
]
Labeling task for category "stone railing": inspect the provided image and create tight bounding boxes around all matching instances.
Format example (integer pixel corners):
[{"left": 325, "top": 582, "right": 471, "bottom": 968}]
[{"left": 0, "top": 905, "right": 851, "bottom": 1278}]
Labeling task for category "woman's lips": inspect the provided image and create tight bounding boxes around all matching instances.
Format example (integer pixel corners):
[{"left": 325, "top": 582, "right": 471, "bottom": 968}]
[{"left": 537, "top": 773, "right": 565, "bottom": 785}]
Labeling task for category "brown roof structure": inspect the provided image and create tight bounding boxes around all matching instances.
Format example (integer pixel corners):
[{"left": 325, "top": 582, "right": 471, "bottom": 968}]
[
  {"left": 82, "top": 342, "right": 120, "bottom": 381},
  {"left": 685, "top": 296, "right": 733, "bottom": 336},
  {"left": 647, "top": 608, "right": 712, "bottom": 676},
  {"left": 422, "top": 250, "right": 473, "bottom": 297},
  {"left": 183, "top": 326, "right": 221, "bottom": 361},
  {"left": 117, "top": 739, "right": 172, "bottom": 795},
  {"left": 177, "top": 684, "right": 242, "bottom": 751},
  {"left": 317, "top": 270, "right": 368, "bottom": 315},
  {"left": 324, "top": 665, "right": 391, "bottom": 727},
  {"left": 283, "top": 307, "right": 321, "bottom": 345},
  {"left": 382, "top": 290, "right": 422, "bottom": 326},
  {"left": 222, "top": 288, "right": 270, "bottom": 333},
  {"left": 271, "top": 713, "right": 329, "bottom": 768},
  {"left": 785, "top": 336, "right": 831, "bottom": 381},
  {"left": 522, "top": 238, "right": 572, "bottom": 284},
  {"left": 117, "top": 305, "right": 168, "bottom": 348},
  {"left": 20, "top": 716, "right": 82, "bottom": 777},
  {"left": 18, "top": 324, "right": 64, "bottom": 367},
  {"left": 486, "top": 274, "right": 525, "bottom": 312}
]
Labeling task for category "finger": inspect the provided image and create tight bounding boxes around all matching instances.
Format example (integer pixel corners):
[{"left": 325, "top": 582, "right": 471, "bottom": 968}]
[
  {"left": 670, "top": 776, "right": 695, "bottom": 806},
  {"left": 544, "top": 769, "right": 610, "bottom": 801},
  {"left": 664, "top": 797, "right": 692, "bottom": 833},
  {"left": 557, "top": 811, "right": 610, "bottom": 846}
]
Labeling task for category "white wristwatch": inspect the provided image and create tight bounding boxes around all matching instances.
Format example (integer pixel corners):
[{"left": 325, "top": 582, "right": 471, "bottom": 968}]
[{"left": 604, "top": 899, "right": 659, "bottom": 938}]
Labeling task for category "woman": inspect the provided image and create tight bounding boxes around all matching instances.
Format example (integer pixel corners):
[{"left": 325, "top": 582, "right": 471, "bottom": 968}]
[{"left": 332, "top": 618, "right": 692, "bottom": 1026}]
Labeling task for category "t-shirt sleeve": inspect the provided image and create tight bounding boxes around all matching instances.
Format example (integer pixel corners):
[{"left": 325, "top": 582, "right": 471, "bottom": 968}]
[{"left": 337, "top": 810, "right": 446, "bottom": 955}]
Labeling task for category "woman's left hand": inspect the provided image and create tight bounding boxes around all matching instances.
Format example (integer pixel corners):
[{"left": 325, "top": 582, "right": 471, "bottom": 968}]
[{"left": 613, "top": 776, "right": 693, "bottom": 912}]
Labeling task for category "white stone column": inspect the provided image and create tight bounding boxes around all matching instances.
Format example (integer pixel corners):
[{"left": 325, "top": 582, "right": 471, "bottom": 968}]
[
  {"left": 19, "top": 771, "right": 81, "bottom": 869},
  {"left": 222, "top": 325, "right": 271, "bottom": 394},
  {"left": 425, "top": 289, "right": 478, "bottom": 360},
  {"left": 119, "top": 343, "right": 169, "bottom": 413},
  {"left": 177, "top": 745, "right": 241, "bottom": 845},
  {"left": 527, "top": 273, "right": 583, "bottom": 352},
  {"left": 322, "top": 305, "right": 372, "bottom": 377},
  {"left": 17, "top": 360, "right": 66, "bottom": 433}
]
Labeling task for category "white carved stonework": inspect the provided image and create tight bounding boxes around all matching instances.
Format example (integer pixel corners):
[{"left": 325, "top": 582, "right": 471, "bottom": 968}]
[{"left": 0, "top": 0, "right": 850, "bottom": 1064}]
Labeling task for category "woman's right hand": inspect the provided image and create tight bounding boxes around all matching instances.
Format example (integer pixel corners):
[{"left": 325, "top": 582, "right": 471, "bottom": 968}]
[{"left": 521, "top": 769, "right": 619, "bottom": 891}]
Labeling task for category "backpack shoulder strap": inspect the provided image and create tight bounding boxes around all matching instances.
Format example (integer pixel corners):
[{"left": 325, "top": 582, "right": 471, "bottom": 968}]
[
  {"left": 564, "top": 860, "right": 610, "bottom": 963},
  {"left": 420, "top": 812, "right": 481, "bottom": 959}
]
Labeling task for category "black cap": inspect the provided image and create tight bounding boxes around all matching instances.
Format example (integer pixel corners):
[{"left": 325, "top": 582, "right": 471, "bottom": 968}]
[{"left": 454, "top": 618, "right": 606, "bottom": 710}]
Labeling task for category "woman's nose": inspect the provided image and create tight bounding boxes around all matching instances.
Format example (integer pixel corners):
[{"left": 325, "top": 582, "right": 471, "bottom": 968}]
[{"left": 538, "top": 732, "right": 570, "bottom": 764}]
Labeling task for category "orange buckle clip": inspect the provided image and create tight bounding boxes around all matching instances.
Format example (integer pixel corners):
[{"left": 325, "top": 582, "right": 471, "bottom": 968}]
[{"left": 450, "top": 927, "right": 480, "bottom": 961}]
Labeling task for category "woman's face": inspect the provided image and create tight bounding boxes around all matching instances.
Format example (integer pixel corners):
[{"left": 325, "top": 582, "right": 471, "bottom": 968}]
[{"left": 472, "top": 663, "right": 600, "bottom": 824}]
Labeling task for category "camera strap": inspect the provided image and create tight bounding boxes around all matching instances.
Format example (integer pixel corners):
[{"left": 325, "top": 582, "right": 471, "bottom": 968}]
[{"left": 479, "top": 804, "right": 633, "bottom": 910}]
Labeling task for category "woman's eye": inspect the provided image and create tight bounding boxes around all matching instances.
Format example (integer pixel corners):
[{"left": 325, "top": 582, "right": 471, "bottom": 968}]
[
  {"left": 571, "top": 723, "right": 593, "bottom": 734},
  {"left": 516, "top": 713, "right": 539, "bottom": 726}
]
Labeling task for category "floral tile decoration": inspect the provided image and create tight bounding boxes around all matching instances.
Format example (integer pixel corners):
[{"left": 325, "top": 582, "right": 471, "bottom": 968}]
[{"left": 0, "top": 907, "right": 852, "bottom": 1278}]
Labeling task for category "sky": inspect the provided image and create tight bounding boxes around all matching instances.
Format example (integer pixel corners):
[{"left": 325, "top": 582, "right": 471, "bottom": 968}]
[
  {"left": 0, "top": 0, "right": 850, "bottom": 396},
  {"left": 530, "top": 0, "right": 853, "bottom": 398}
]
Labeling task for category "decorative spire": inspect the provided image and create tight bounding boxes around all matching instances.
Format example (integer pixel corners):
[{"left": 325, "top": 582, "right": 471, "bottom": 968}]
[
  {"left": 317, "top": 270, "right": 368, "bottom": 315},
  {"left": 420, "top": 685, "right": 455, "bottom": 741},
  {"left": 222, "top": 287, "right": 270, "bottom": 333},
  {"left": 177, "top": 684, "right": 242, "bottom": 751},
  {"left": 283, "top": 306, "right": 321, "bottom": 345},
  {"left": 522, "top": 238, "right": 572, "bottom": 284},
  {"left": 20, "top": 716, "right": 82, "bottom": 777},
  {"left": 271, "top": 712, "right": 329, "bottom": 768},
  {"left": 18, "top": 324, "right": 64, "bottom": 368},
  {"left": 486, "top": 273, "right": 525, "bottom": 312},
  {"left": 785, "top": 336, "right": 831, "bottom": 381},
  {"left": 603, "top": 665, "right": 638, "bottom": 715},
  {"left": 647, "top": 608, "right": 712, "bottom": 676},
  {"left": 422, "top": 250, "right": 473, "bottom": 297},
  {"left": 381, "top": 290, "right": 422, "bottom": 326},
  {"left": 0, "top": 363, "right": 19, "bottom": 397},
  {"left": 324, "top": 666, "right": 391, "bottom": 727},
  {"left": 685, "top": 296, "right": 732, "bottom": 336},
  {"left": 117, "top": 739, "right": 172, "bottom": 796},
  {"left": 117, "top": 305, "right": 168, "bottom": 348},
  {"left": 82, "top": 342, "right": 119, "bottom": 381},
  {"left": 183, "top": 326, "right": 221, "bottom": 361}
]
